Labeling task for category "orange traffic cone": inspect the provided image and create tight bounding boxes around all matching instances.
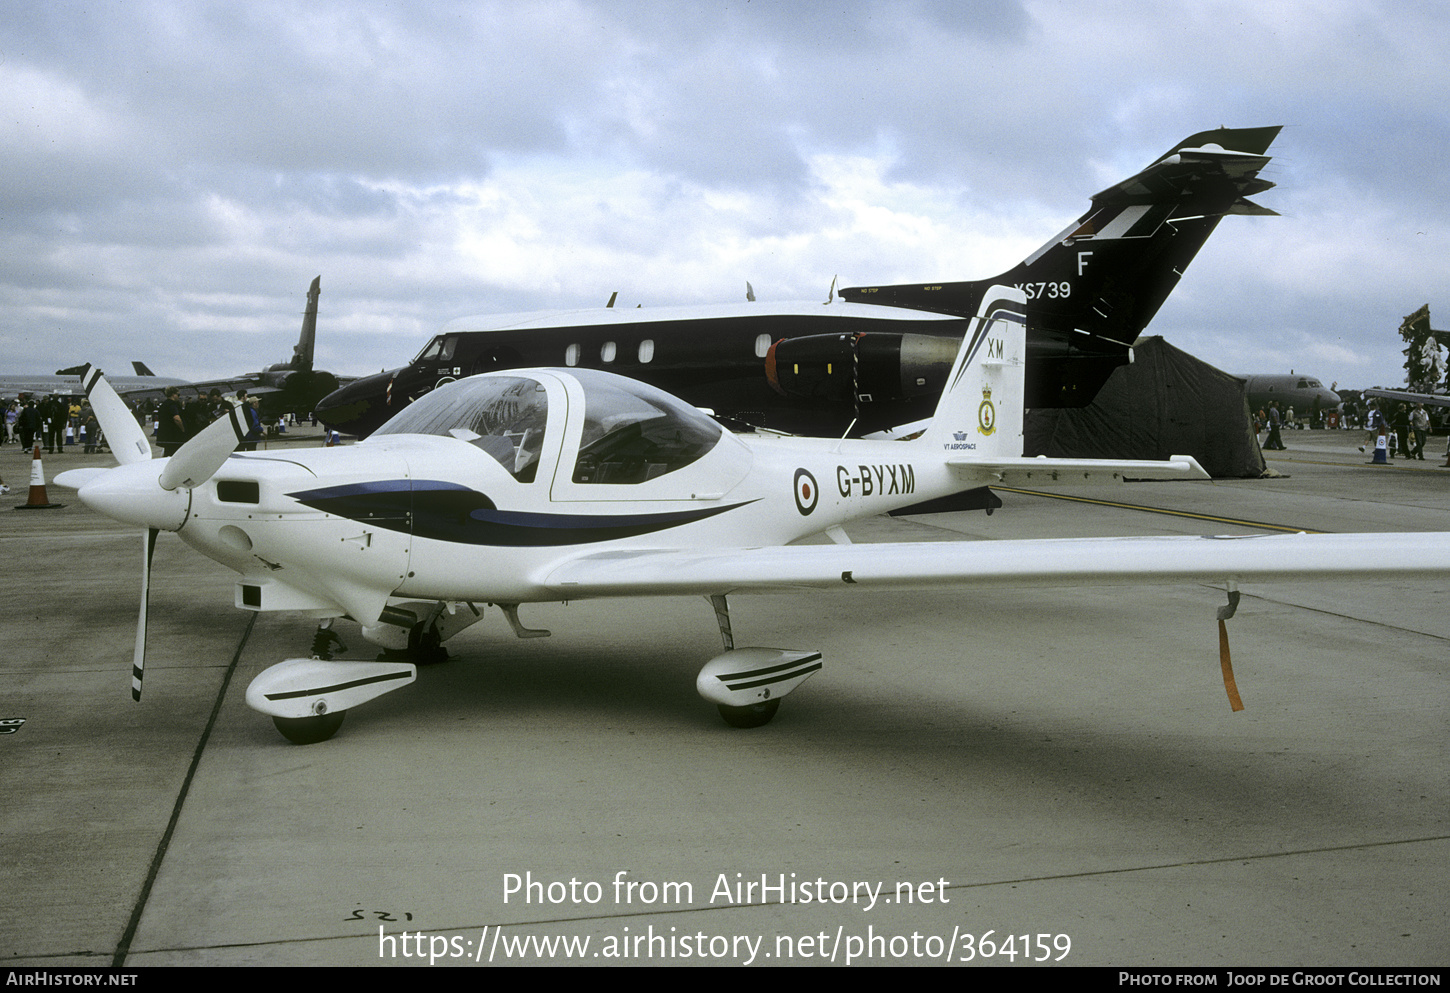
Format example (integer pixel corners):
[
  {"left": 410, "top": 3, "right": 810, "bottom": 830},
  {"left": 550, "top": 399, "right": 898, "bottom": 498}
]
[{"left": 14, "top": 445, "right": 64, "bottom": 510}]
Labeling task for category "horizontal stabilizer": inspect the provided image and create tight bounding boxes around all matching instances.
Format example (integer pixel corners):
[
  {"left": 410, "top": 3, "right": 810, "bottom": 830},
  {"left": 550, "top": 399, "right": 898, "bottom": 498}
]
[
  {"left": 948, "top": 454, "right": 1209, "bottom": 485},
  {"left": 1230, "top": 198, "right": 1279, "bottom": 216}
]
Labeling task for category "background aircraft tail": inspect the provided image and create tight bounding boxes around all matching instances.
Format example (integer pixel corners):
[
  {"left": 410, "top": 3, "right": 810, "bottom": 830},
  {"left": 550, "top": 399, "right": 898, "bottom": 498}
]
[
  {"left": 291, "top": 275, "right": 321, "bottom": 372},
  {"left": 919, "top": 285, "right": 1026, "bottom": 457},
  {"left": 841, "top": 126, "right": 1281, "bottom": 408}
]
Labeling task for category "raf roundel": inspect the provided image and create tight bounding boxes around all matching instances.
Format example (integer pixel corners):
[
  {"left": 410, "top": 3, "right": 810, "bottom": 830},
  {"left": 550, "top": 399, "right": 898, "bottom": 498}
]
[{"left": 793, "top": 468, "right": 818, "bottom": 516}]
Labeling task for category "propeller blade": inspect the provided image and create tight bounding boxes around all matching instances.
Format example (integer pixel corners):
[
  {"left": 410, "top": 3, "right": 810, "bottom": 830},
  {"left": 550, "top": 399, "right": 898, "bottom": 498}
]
[
  {"left": 158, "top": 404, "right": 246, "bottom": 491},
  {"left": 80, "top": 365, "right": 152, "bottom": 465},
  {"left": 134, "top": 528, "right": 158, "bottom": 701}
]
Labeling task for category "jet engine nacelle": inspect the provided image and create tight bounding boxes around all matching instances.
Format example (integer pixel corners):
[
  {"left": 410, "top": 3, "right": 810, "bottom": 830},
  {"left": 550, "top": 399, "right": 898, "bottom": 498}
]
[{"left": 765, "top": 332, "right": 960, "bottom": 404}]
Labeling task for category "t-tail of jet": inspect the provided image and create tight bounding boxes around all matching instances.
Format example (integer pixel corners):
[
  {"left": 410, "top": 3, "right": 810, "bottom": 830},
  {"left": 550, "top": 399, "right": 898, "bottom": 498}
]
[{"left": 841, "top": 126, "right": 1281, "bottom": 408}]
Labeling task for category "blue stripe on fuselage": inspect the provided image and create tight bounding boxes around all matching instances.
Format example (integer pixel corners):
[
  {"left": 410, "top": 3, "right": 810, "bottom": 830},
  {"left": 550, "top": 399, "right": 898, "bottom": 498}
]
[{"left": 289, "top": 480, "right": 754, "bottom": 546}]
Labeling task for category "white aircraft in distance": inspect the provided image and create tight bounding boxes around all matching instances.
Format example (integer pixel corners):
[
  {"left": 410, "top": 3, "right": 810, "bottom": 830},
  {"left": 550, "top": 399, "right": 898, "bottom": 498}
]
[
  {"left": 56, "top": 286, "right": 1450, "bottom": 745},
  {"left": 0, "top": 365, "right": 186, "bottom": 400}
]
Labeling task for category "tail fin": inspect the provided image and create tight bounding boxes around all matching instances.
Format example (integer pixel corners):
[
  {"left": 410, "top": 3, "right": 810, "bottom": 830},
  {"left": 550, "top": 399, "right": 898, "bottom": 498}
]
[
  {"left": 290, "top": 276, "right": 321, "bottom": 372},
  {"left": 841, "top": 126, "right": 1281, "bottom": 407},
  {"left": 920, "top": 285, "right": 1026, "bottom": 457}
]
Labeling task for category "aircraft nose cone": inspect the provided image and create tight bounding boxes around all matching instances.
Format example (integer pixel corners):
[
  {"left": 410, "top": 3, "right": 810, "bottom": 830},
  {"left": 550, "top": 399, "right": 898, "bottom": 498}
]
[
  {"left": 77, "top": 462, "right": 190, "bottom": 531},
  {"left": 315, "top": 369, "right": 400, "bottom": 438}
]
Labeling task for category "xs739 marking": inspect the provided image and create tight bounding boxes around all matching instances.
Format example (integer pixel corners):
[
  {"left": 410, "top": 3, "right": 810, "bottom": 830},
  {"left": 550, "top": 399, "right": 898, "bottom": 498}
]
[{"left": 1013, "top": 281, "right": 1071, "bottom": 300}]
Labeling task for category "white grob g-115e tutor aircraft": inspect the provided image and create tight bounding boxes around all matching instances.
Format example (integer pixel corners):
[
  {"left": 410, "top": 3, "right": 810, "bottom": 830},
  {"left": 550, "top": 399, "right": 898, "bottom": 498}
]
[{"left": 57, "top": 286, "right": 1450, "bottom": 744}]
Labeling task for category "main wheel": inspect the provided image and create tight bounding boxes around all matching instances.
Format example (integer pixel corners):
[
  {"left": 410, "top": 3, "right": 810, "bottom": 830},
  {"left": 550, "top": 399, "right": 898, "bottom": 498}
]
[
  {"left": 273, "top": 710, "right": 346, "bottom": 744},
  {"left": 408, "top": 622, "right": 450, "bottom": 665},
  {"left": 717, "top": 699, "right": 780, "bottom": 728}
]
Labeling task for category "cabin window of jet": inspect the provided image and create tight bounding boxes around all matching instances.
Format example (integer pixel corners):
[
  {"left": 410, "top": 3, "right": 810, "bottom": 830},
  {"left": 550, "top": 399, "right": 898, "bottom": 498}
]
[
  {"left": 638, "top": 339, "right": 655, "bottom": 363},
  {"left": 601, "top": 341, "right": 617, "bottom": 363},
  {"left": 565, "top": 344, "right": 580, "bottom": 367},
  {"left": 754, "top": 333, "right": 771, "bottom": 359}
]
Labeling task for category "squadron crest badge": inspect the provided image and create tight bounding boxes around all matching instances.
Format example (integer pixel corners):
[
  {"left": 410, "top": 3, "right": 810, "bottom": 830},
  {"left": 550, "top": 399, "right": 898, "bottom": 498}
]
[{"left": 977, "top": 385, "right": 996, "bottom": 436}]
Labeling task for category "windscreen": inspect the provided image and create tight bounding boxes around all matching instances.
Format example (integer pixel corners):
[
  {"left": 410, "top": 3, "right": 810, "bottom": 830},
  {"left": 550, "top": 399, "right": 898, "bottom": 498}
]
[{"left": 373, "top": 376, "right": 548, "bottom": 481}]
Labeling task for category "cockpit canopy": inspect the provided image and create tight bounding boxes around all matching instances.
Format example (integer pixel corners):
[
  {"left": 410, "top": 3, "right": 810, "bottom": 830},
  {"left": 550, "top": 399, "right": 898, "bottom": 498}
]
[
  {"left": 372, "top": 369, "right": 724, "bottom": 485},
  {"left": 568, "top": 369, "right": 722, "bottom": 484}
]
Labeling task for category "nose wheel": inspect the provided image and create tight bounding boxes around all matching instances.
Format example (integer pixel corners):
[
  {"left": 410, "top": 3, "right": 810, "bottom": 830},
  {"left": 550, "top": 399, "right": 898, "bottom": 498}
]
[{"left": 272, "top": 710, "right": 346, "bottom": 745}]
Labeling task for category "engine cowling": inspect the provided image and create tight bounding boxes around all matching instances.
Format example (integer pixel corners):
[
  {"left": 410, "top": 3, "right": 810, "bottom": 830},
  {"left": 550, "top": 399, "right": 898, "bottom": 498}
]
[{"left": 765, "top": 332, "right": 961, "bottom": 403}]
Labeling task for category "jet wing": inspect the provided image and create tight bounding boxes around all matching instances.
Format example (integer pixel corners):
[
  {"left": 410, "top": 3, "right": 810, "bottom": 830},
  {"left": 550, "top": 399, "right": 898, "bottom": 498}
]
[{"left": 543, "top": 531, "right": 1450, "bottom": 599}]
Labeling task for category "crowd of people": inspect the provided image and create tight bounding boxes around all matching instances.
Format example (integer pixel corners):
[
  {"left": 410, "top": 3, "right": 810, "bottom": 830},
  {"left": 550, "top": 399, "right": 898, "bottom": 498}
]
[
  {"left": 2, "top": 395, "right": 104, "bottom": 453},
  {"left": 2, "top": 388, "right": 277, "bottom": 454},
  {"left": 1247, "top": 397, "right": 1445, "bottom": 464},
  {"left": 1355, "top": 399, "right": 1441, "bottom": 463}
]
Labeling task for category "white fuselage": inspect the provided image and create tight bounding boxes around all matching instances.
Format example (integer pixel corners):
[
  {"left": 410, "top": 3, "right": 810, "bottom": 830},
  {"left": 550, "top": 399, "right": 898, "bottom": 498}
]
[{"left": 177, "top": 416, "right": 959, "bottom": 622}]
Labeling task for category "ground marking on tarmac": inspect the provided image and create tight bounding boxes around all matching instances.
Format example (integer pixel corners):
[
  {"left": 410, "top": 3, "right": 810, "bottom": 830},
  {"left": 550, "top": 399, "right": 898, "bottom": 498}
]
[
  {"left": 995, "top": 487, "right": 1326, "bottom": 534},
  {"left": 112, "top": 613, "right": 256, "bottom": 968}
]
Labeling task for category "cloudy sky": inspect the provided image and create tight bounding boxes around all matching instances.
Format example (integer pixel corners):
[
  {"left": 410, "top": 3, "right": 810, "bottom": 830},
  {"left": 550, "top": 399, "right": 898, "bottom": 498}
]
[{"left": 3, "top": 0, "right": 1447, "bottom": 391}]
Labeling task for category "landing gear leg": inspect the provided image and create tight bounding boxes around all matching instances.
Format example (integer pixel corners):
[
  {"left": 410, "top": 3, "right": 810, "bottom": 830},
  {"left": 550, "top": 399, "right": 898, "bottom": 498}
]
[
  {"left": 311, "top": 619, "right": 347, "bottom": 660},
  {"left": 708, "top": 594, "right": 733, "bottom": 650},
  {"left": 700, "top": 596, "right": 789, "bottom": 728}
]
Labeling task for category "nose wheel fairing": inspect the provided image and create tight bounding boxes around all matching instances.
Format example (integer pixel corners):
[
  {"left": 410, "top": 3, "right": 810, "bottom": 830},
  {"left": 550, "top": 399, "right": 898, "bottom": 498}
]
[{"left": 245, "top": 658, "right": 418, "bottom": 744}]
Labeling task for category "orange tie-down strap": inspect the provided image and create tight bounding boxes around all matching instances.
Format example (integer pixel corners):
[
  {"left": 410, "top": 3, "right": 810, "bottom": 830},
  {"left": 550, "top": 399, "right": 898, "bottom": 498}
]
[{"left": 1218, "top": 619, "right": 1245, "bottom": 712}]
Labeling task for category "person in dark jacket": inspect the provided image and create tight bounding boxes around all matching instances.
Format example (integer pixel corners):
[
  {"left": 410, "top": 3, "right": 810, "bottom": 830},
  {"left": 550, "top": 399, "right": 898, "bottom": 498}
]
[
  {"left": 1264, "top": 402, "right": 1285, "bottom": 450},
  {"left": 241, "top": 397, "right": 264, "bottom": 451},
  {"left": 17, "top": 401, "right": 41, "bottom": 451},
  {"left": 157, "top": 387, "right": 186, "bottom": 456}
]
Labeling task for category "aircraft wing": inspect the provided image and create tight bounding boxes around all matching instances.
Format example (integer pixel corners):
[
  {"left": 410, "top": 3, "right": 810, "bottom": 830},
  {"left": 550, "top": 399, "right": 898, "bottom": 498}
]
[
  {"left": 947, "top": 454, "right": 1209, "bottom": 485},
  {"left": 1361, "top": 388, "right": 1450, "bottom": 409},
  {"left": 118, "top": 376, "right": 270, "bottom": 404},
  {"left": 543, "top": 531, "right": 1450, "bottom": 599}
]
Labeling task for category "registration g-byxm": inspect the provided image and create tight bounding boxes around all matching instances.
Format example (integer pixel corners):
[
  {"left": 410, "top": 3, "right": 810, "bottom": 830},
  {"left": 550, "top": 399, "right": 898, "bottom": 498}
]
[{"left": 57, "top": 287, "right": 1450, "bottom": 743}]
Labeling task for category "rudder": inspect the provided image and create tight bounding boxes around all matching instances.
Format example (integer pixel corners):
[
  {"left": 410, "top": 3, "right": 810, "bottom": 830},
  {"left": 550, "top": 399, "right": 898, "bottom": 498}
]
[{"left": 920, "top": 285, "right": 1026, "bottom": 458}]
